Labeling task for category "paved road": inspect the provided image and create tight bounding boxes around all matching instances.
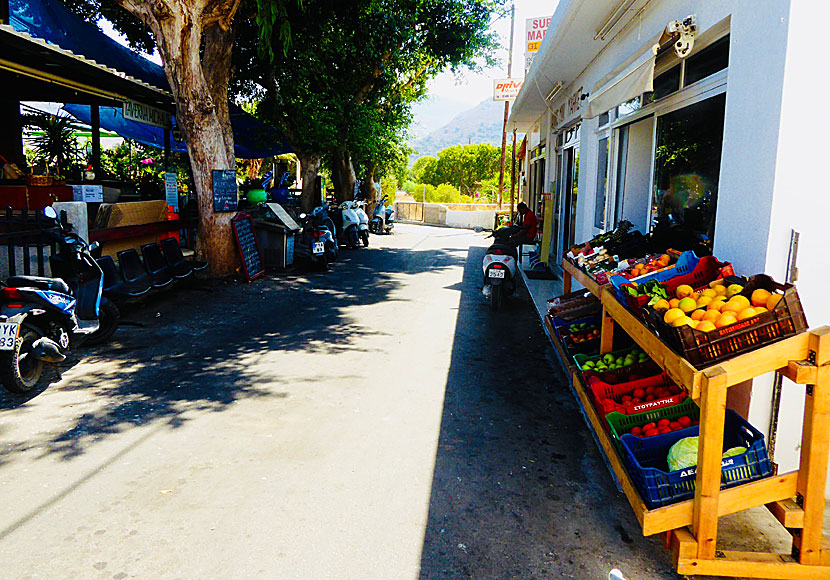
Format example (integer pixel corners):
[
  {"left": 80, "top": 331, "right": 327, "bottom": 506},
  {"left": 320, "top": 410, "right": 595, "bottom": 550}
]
[{"left": 0, "top": 223, "right": 684, "bottom": 579}]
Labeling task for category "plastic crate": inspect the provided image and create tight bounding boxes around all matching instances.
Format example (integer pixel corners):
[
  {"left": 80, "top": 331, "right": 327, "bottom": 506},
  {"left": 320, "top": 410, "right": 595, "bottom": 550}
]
[
  {"left": 620, "top": 410, "right": 772, "bottom": 509},
  {"left": 609, "top": 250, "right": 700, "bottom": 302},
  {"left": 547, "top": 289, "right": 599, "bottom": 318},
  {"left": 644, "top": 274, "right": 809, "bottom": 369},
  {"left": 553, "top": 314, "right": 601, "bottom": 341},
  {"left": 574, "top": 347, "right": 661, "bottom": 385},
  {"left": 605, "top": 398, "right": 700, "bottom": 456},
  {"left": 588, "top": 372, "right": 686, "bottom": 417},
  {"left": 618, "top": 256, "right": 738, "bottom": 319}
]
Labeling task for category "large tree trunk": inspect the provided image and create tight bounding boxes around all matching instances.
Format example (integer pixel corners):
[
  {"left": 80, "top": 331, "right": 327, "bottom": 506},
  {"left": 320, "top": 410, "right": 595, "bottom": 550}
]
[
  {"left": 297, "top": 151, "right": 321, "bottom": 212},
  {"left": 119, "top": 0, "right": 241, "bottom": 276},
  {"left": 360, "top": 162, "right": 380, "bottom": 216},
  {"left": 330, "top": 148, "right": 356, "bottom": 203}
]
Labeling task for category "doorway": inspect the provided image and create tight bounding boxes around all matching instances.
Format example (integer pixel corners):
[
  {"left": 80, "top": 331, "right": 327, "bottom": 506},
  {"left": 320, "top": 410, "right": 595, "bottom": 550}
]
[{"left": 552, "top": 125, "right": 580, "bottom": 267}]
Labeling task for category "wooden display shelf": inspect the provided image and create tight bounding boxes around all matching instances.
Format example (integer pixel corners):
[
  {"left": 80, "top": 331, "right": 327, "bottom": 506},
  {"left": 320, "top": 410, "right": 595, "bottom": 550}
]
[
  {"left": 544, "top": 276, "right": 830, "bottom": 578},
  {"left": 599, "top": 288, "right": 822, "bottom": 399},
  {"left": 562, "top": 259, "right": 606, "bottom": 297}
]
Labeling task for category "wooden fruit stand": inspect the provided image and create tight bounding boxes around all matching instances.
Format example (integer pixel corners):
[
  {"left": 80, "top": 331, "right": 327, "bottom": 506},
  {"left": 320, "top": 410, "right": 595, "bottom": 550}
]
[{"left": 556, "top": 260, "right": 830, "bottom": 579}]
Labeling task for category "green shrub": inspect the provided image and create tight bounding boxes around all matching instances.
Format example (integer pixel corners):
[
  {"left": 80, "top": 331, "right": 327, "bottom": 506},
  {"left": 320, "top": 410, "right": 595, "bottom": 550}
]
[{"left": 411, "top": 183, "right": 434, "bottom": 202}]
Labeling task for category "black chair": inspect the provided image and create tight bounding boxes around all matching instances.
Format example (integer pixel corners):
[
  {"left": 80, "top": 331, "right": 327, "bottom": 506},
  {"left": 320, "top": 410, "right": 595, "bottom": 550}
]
[
  {"left": 141, "top": 243, "right": 176, "bottom": 287},
  {"left": 161, "top": 237, "right": 208, "bottom": 274},
  {"left": 97, "top": 256, "right": 151, "bottom": 300},
  {"left": 118, "top": 249, "right": 171, "bottom": 290}
]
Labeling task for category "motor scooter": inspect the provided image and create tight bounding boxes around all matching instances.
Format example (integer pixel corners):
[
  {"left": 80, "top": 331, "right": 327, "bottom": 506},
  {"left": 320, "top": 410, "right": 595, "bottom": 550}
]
[
  {"left": 0, "top": 207, "right": 120, "bottom": 393},
  {"left": 351, "top": 201, "right": 370, "bottom": 246},
  {"left": 481, "top": 226, "right": 520, "bottom": 311},
  {"left": 338, "top": 201, "right": 361, "bottom": 249},
  {"left": 296, "top": 209, "right": 337, "bottom": 270},
  {"left": 370, "top": 195, "right": 395, "bottom": 234}
]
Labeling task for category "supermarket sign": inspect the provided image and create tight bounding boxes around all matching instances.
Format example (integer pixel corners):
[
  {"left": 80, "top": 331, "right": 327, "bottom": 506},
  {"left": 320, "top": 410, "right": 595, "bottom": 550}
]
[
  {"left": 493, "top": 78, "right": 524, "bottom": 101},
  {"left": 525, "top": 16, "right": 552, "bottom": 73}
]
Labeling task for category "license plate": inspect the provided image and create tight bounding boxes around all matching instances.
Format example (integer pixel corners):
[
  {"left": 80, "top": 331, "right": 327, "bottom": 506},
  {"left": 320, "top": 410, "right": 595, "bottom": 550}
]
[
  {"left": 312, "top": 242, "right": 325, "bottom": 255},
  {"left": 0, "top": 322, "right": 20, "bottom": 351},
  {"left": 488, "top": 269, "right": 506, "bottom": 278}
]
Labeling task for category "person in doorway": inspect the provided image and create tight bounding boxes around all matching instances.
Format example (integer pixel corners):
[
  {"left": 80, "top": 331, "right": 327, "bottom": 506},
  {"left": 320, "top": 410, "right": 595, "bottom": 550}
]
[{"left": 509, "top": 202, "right": 538, "bottom": 246}]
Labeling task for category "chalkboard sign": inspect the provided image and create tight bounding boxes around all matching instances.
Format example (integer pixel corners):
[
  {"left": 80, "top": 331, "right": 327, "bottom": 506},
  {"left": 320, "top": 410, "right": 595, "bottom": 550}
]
[
  {"left": 231, "top": 213, "right": 265, "bottom": 282},
  {"left": 213, "top": 169, "right": 238, "bottom": 213}
]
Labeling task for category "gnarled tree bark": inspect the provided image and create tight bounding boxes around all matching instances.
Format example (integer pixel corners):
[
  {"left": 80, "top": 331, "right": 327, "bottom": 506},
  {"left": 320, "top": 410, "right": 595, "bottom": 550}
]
[
  {"left": 296, "top": 151, "right": 321, "bottom": 212},
  {"left": 330, "top": 147, "right": 356, "bottom": 203},
  {"left": 117, "top": 0, "right": 241, "bottom": 276}
]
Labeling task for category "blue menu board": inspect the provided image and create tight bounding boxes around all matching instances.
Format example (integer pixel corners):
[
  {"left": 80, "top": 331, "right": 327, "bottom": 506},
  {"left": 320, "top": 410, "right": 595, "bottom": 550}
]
[{"left": 212, "top": 169, "right": 238, "bottom": 213}]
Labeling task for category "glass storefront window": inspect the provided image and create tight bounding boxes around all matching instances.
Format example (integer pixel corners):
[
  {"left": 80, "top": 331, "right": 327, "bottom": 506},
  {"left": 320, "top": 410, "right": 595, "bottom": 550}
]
[
  {"left": 652, "top": 93, "right": 727, "bottom": 251},
  {"left": 594, "top": 137, "right": 609, "bottom": 228},
  {"left": 617, "top": 97, "right": 642, "bottom": 118},
  {"left": 648, "top": 65, "right": 681, "bottom": 102},
  {"left": 685, "top": 35, "right": 730, "bottom": 86}
]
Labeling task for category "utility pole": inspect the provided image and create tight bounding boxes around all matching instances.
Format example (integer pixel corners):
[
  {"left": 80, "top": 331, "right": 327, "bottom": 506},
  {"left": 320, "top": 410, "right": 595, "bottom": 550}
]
[
  {"left": 497, "top": 2, "right": 516, "bottom": 209},
  {"left": 510, "top": 129, "right": 516, "bottom": 219}
]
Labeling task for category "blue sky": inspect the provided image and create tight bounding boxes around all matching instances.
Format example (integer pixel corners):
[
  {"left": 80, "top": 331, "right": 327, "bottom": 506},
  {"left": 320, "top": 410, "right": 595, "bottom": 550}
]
[{"left": 412, "top": 0, "right": 557, "bottom": 137}]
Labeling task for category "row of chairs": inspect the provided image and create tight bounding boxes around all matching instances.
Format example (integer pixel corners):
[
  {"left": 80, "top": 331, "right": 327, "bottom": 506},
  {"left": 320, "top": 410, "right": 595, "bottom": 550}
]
[{"left": 98, "top": 237, "right": 208, "bottom": 302}]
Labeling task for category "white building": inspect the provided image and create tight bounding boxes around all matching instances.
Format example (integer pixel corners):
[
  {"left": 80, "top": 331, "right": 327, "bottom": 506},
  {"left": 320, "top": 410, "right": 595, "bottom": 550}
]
[{"left": 510, "top": 1, "right": 830, "bottom": 492}]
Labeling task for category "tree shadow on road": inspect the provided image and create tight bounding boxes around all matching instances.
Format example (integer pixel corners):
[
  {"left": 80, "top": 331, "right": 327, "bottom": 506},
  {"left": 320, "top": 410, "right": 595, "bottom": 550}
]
[
  {"left": 417, "top": 246, "right": 679, "bottom": 579},
  {"left": 0, "top": 245, "right": 465, "bottom": 466}
]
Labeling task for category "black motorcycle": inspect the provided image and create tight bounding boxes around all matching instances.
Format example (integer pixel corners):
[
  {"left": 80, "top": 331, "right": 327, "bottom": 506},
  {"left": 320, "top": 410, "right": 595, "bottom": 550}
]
[
  {"left": 0, "top": 207, "right": 119, "bottom": 393},
  {"left": 294, "top": 208, "right": 338, "bottom": 271}
]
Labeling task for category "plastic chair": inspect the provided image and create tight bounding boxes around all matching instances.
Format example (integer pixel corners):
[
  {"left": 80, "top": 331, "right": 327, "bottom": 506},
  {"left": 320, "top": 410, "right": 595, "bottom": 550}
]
[
  {"left": 141, "top": 244, "right": 176, "bottom": 287},
  {"left": 118, "top": 249, "right": 171, "bottom": 290},
  {"left": 97, "top": 256, "right": 151, "bottom": 300},
  {"left": 161, "top": 237, "right": 208, "bottom": 273}
]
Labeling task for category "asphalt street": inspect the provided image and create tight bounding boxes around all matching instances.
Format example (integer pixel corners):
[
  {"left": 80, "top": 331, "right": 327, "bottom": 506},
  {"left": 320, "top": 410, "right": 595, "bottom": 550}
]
[{"left": 0, "top": 223, "right": 693, "bottom": 579}]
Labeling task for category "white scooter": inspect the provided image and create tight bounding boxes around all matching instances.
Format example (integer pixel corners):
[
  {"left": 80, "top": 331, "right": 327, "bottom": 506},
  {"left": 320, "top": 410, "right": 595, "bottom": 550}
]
[
  {"left": 353, "top": 201, "right": 370, "bottom": 247},
  {"left": 481, "top": 226, "right": 520, "bottom": 310},
  {"left": 338, "top": 201, "right": 362, "bottom": 249}
]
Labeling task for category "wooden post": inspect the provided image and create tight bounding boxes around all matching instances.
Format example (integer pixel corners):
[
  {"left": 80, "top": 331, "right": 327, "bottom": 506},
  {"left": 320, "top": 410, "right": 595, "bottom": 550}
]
[
  {"left": 90, "top": 104, "right": 101, "bottom": 178},
  {"left": 693, "top": 366, "right": 728, "bottom": 559},
  {"left": 794, "top": 330, "right": 830, "bottom": 565},
  {"left": 600, "top": 306, "right": 615, "bottom": 354}
]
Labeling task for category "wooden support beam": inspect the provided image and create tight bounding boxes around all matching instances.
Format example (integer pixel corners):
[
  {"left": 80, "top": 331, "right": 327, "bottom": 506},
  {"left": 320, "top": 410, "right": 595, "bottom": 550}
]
[
  {"left": 795, "top": 361, "right": 830, "bottom": 565},
  {"left": 779, "top": 360, "right": 818, "bottom": 385},
  {"left": 677, "top": 551, "right": 830, "bottom": 579},
  {"left": 600, "top": 306, "right": 615, "bottom": 355},
  {"left": 670, "top": 527, "right": 698, "bottom": 563},
  {"left": 694, "top": 366, "right": 728, "bottom": 559},
  {"left": 766, "top": 498, "right": 804, "bottom": 529}
]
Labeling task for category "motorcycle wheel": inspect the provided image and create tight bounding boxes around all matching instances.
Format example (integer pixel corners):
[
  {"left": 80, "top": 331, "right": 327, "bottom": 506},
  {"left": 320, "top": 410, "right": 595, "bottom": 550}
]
[
  {"left": 0, "top": 323, "right": 45, "bottom": 393},
  {"left": 85, "top": 299, "right": 120, "bottom": 347},
  {"left": 361, "top": 231, "right": 369, "bottom": 247},
  {"left": 348, "top": 228, "right": 360, "bottom": 249},
  {"left": 325, "top": 241, "right": 338, "bottom": 263},
  {"left": 489, "top": 284, "right": 503, "bottom": 311}
]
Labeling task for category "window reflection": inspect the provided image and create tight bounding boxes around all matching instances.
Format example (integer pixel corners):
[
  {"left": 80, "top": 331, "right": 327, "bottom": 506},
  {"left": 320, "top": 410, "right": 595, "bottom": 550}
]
[{"left": 652, "top": 93, "right": 726, "bottom": 252}]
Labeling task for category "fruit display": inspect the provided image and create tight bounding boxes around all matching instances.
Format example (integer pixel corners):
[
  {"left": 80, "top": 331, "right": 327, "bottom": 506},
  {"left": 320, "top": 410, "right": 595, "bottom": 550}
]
[
  {"left": 617, "top": 253, "right": 673, "bottom": 280},
  {"left": 588, "top": 372, "right": 686, "bottom": 416},
  {"left": 578, "top": 347, "right": 649, "bottom": 373},
  {"left": 564, "top": 322, "right": 599, "bottom": 343},
  {"left": 627, "top": 415, "right": 697, "bottom": 438}
]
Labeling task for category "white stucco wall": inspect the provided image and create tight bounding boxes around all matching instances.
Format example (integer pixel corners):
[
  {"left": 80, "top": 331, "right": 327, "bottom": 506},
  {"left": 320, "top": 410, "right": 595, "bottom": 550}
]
[{"left": 444, "top": 209, "right": 497, "bottom": 230}]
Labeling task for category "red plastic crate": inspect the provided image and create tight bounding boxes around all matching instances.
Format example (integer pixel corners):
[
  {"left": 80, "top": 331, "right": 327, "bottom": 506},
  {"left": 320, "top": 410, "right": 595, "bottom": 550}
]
[
  {"left": 644, "top": 274, "right": 808, "bottom": 369},
  {"left": 588, "top": 372, "right": 687, "bottom": 418},
  {"left": 619, "top": 255, "right": 736, "bottom": 319}
]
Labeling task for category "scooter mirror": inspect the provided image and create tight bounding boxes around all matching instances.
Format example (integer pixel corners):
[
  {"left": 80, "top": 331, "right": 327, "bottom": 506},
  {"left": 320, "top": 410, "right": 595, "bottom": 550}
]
[
  {"left": 89, "top": 241, "right": 100, "bottom": 252},
  {"left": 43, "top": 206, "right": 58, "bottom": 220},
  {"left": 299, "top": 213, "right": 307, "bottom": 219}
]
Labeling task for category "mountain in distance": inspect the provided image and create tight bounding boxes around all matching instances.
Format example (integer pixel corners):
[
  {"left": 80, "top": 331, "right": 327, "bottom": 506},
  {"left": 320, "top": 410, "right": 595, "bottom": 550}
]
[{"left": 409, "top": 98, "right": 505, "bottom": 161}]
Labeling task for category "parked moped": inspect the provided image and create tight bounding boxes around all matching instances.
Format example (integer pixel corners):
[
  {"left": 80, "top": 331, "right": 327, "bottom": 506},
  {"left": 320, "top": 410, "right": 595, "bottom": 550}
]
[
  {"left": 370, "top": 195, "right": 395, "bottom": 234},
  {"left": 481, "top": 226, "right": 520, "bottom": 311},
  {"left": 0, "top": 207, "right": 119, "bottom": 393}
]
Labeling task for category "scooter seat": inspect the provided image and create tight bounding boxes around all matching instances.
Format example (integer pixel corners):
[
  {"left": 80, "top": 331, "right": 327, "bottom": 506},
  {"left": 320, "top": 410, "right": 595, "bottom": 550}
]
[
  {"left": 486, "top": 244, "right": 518, "bottom": 260},
  {"left": 7, "top": 275, "right": 70, "bottom": 295}
]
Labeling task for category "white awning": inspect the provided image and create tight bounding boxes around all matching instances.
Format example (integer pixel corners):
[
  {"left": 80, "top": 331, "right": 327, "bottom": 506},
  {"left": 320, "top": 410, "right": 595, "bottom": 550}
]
[{"left": 585, "top": 42, "right": 658, "bottom": 118}]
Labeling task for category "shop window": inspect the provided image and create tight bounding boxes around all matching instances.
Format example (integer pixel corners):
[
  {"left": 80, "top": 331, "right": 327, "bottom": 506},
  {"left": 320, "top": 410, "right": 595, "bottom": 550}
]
[
  {"left": 652, "top": 93, "right": 727, "bottom": 251},
  {"left": 594, "top": 137, "right": 609, "bottom": 229},
  {"left": 598, "top": 111, "right": 610, "bottom": 127},
  {"left": 648, "top": 65, "right": 681, "bottom": 102},
  {"left": 685, "top": 35, "right": 730, "bottom": 86}
]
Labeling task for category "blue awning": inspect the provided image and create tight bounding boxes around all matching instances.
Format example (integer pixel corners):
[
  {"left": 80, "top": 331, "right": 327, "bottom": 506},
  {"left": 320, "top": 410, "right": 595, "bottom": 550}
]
[
  {"left": 11, "top": 0, "right": 292, "bottom": 158},
  {"left": 62, "top": 104, "right": 291, "bottom": 159}
]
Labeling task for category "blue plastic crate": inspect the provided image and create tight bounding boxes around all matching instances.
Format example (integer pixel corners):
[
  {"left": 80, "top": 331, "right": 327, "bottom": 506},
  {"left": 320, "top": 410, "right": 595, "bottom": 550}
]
[
  {"left": 552, "top": 314, "right": 601, "bottom": 342},
  {"left": 609, "top": 250, "right": 700, "bottom": 302},
  {"left": 619, "top": 410, "right": 772, "bottom": 509}
]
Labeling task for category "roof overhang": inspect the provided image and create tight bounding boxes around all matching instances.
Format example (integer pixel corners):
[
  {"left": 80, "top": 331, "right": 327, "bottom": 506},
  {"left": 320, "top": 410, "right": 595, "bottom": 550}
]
[
  {"left": 0, "top": 24, "right": 174, "bottom": 110},
  {"left": 509, "top": 0, "right": 652, "bottom": 131}
]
